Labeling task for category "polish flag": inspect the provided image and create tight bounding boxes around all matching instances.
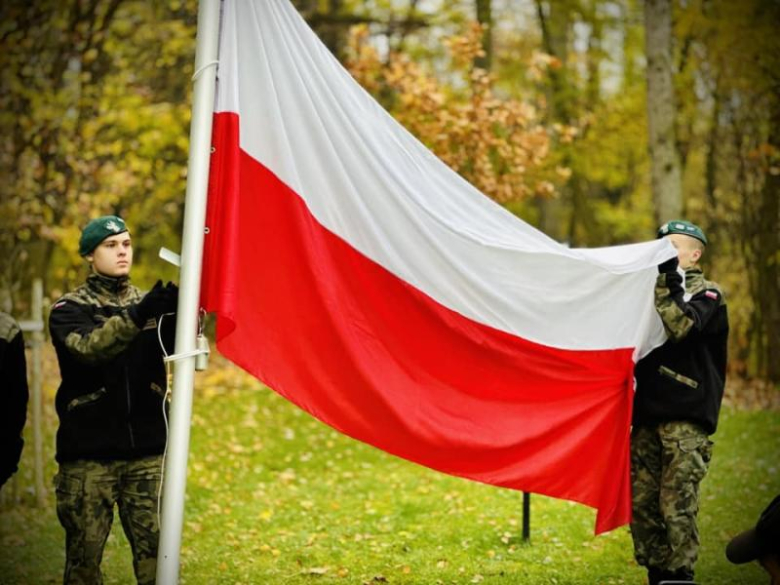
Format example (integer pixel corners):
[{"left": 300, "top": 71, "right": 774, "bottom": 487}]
[{"left": 200, "top": 0, "right": 675, "bottom": 533}]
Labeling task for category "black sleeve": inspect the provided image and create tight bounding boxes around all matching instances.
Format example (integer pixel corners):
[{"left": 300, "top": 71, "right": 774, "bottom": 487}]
[
  {"left": 0, "top": 330, "right": 29, "bottom": 486},
  {"left": 655, "top": 272, "right": 724, "bottom": 341},
  {"left": 49, "top": 299, "right": 140, "bottom": 364}
]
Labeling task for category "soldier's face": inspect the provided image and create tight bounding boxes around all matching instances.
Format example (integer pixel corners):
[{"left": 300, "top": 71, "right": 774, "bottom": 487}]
[
  {"left": 667, "top": 234, "right": 703, "bottom": 269},
  {"left": 88, "top": 233, "right": 133, "bottom": 277}
]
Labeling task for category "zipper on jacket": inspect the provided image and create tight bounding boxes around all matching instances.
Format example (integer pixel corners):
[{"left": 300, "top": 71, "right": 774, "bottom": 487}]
[
  {"left": 125, "top": 363, "right": 136, "bottom": 448},
  {"left": 114, "top": 278, "right": 137, "bottom": 451}
]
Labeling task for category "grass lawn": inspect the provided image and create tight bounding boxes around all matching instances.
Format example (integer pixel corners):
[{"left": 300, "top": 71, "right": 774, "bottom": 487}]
[{"left": 1, "top": 357, "right": 778, "bottom": 584}]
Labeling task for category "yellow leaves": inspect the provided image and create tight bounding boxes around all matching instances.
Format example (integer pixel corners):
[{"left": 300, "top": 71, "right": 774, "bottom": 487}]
[
  {"left": 552, "top": 123, "right": 579, "bottom": 144},
  {"left": 278, "top": 468, "right": 297, "bottom": 484},
  {"left": 746, "top": 142, "right": 780, "bottom": 176},
  {"left": 749, "top": 142, "right": 778, "bottom": 159},
  {"left": 198, "top": 363, "right": 255, "bottom": 395},
  {"left": 555, "top": 166, "right": 572, "bottom": 180},
  {"left": 443, "top": 22, "right": 488, "bottom": 70},
  {"left": 528, "top": 51, "right": 559, "bottom": 81},
  {"left": 535, "top": 181, "right": 556, "bottom": 198},
  {"left": 301, "top": 566, "right": 328, "bottom": 575},
  {"left": 346, "top": 21, "right": 562, "bottom": 206},
  {"left": 227, "top": 442, "right": 245, "bottom": 454}
]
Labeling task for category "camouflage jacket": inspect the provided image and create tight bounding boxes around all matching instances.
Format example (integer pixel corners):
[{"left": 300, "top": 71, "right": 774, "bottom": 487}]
[
  {"left": 0, "top": 312, "right": 28, "bottom": 485},
  {"left": 49, "top": 273, "right": 174, "bottom": 463},
  {"left": 633, "top": 267, "right": 729, "bottom": 434}
]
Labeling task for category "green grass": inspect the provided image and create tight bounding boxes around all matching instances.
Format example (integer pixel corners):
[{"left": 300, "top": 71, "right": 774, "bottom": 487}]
[{"left": 1, "top": 364, "right": 778, "bottom": 584}]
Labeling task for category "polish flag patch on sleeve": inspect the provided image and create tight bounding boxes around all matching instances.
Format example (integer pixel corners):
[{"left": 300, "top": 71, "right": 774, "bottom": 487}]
[{"left": 705, "top": 290, "right": 719, "bottom": 300}]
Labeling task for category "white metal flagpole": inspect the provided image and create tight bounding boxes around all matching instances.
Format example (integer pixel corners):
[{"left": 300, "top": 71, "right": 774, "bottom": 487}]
[{"left": 156, "top": 0, "right": 221, "bottom": 583}]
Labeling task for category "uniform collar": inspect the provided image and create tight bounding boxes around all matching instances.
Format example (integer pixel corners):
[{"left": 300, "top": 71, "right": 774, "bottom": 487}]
[
  {"left": 684, "top": 267, "right": 704, "bottom": 293},
  {"left": 87, "top": 272, "right": 132, "bottom": 298}
]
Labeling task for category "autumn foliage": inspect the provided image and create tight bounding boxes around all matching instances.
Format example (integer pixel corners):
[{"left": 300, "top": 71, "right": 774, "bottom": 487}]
[
  {"left": 1, "top": 0, "right": 778, "bottom": 384},
  {"left": 345, "top": 23, "right": 568, "bottom": 204}
]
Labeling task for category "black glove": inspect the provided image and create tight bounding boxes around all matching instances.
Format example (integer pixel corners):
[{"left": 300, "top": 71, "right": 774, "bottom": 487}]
[
  {"left": 163, "top": 281, "right": 179, "bottom": 298},
  {"left": 163, "top": 281, "right": 179, "bottom": 312},
  {"left": 658, "top": 255, "right": 679, "bottom": 274},
  {"left": 663, "top": 269, "right": 684, "bottom": 295},
  {"left": 128, "top": 280, "right": 178, "bottom": 327}
]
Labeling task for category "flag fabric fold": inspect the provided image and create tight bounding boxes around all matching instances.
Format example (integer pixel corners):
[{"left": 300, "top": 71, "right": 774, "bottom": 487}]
[{"left": 201, "top": 0, "right": 675, "bottom": 533}]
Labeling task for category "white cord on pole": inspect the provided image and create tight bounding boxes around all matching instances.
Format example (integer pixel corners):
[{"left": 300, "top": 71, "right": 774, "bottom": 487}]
[
  {"left": 191, "top": 59, "right": 218, "bottom": 81},
  {"left": 163, "top": 348, "right": 209, "bottom": 363},
  {"left": 155, "top": 313, "right": 174, "bottom": 529}
]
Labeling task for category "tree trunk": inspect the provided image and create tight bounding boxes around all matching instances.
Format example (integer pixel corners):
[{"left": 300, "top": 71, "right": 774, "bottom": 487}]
[
  {"left": 475, "top": 0, "right": 492, "bottom": 71},
  {"left": 644, "top": 0, "right": 682, "bottom": 223},
  {"left": 704, "top": 78, "right": 722, "bottom": 252},
  {"left": 535, "top": 0, "right": 571, "bottom": 242},
  {"left": 756, "top": 104, "right": 780, "bottom": 382},
  {"left": 569, "top": 3, "right": 603, "bottom": 246},
  {"left": 318, "top": 0, "right": 346, "bottom": 61}
]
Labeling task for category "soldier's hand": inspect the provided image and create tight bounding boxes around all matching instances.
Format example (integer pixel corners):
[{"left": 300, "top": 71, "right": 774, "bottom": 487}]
[
  {"left": 162, "top": 282, "right": 179, "bottom": 314},
  {"left": 129, "top": 280, "right": 177, "bottom": 327},
  {"left": 658, "top": 256, "right": 679, "bottom": 274}
]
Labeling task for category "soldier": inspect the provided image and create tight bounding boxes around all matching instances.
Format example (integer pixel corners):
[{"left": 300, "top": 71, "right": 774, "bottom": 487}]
[
  {"left": 631, "top": 220, "right": 729, "bottom": 584},
  {"left": 0, "top": 311, "right": 29, "bottom": 488},
  {"left": 726, "top": 494, "right": 780, "bottom": 583},
  {"left": 49, "top": 215, "right": 178, "bottom": 585}
]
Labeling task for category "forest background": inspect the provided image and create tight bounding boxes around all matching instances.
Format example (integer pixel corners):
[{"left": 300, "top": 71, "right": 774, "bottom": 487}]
[
  {"left": 1, "top": 0, "right": 778, "bottom": 389},
  {"left": 1, "top": 1, "right": 779, "bottom": 583}
]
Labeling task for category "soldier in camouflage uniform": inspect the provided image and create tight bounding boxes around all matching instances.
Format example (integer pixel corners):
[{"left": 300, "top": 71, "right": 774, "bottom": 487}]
[
  {"left": 49, "top": 216, "right": 178, "bottom": 585},
  {"left": 0, "top": 311, "right": 28, "bottom": 487},
  {"left": 631, "top": 220, "right": 729, "bottom": 585}
]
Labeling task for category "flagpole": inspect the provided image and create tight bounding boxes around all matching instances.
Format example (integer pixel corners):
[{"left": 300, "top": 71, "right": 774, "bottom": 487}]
[{"left": 156, "top": 0, "right": 220, "bottom": 583}]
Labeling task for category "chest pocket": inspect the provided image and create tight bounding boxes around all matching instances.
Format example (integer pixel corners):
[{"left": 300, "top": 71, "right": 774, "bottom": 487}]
[
  {"left": 659, "top": 365, "right": 699, "bottom": 389},
  {"left": 66, "top": 387, "right": 108, "bottom": 412}
]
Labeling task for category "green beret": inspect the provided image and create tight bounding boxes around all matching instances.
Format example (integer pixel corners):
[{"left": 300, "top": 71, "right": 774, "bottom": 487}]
[
  {"left": 79, "top": 215, "right": 129, "bottom": 256},
  {"left": 657, "top": 219, "right": 707, "bottom": 246}
]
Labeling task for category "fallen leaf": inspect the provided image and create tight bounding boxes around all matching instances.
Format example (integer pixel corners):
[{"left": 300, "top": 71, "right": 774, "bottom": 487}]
[{"left": 302, "top": 567, "right": 328, "bottom": 575}]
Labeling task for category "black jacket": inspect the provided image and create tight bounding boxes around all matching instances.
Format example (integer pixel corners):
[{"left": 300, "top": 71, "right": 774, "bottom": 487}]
[
  {"left": 633, "top": 267, "right": 729, "bottom": 434},
  {"left": 49, "top": 273, "right": 174, "bottom": 463},
  {"left": 0, "top": 313, "right": 28, "bottom": 485}
]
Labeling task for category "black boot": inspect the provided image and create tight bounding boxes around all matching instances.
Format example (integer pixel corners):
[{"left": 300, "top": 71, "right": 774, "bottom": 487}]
[
  {"left": 658, "top": 567, "right": 695, "bottom": 584},
  {"left": 647, "top": 567, "right": 663, "bottom": 585}
]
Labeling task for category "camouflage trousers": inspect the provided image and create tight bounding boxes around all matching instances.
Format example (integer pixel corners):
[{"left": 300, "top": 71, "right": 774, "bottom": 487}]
[
  {"left": 54, "top": 455, "right": 163, "bottom": 585},
  {"left": 630, "top": 422, "right": 713, "bottom": 575}
]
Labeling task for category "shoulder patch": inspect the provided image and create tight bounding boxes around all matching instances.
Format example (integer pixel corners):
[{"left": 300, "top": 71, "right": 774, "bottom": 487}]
[
  {"left": 53, "top": 300, "right": 68, "bottom": 310},
  {"left": 705, "top": 290, "right": 718, "bottom": 300}
]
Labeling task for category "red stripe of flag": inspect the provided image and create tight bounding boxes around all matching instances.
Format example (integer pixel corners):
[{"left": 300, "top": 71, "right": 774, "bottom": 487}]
[{"left": 201, "top": 112, "right": 635, "bottom": 533}]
